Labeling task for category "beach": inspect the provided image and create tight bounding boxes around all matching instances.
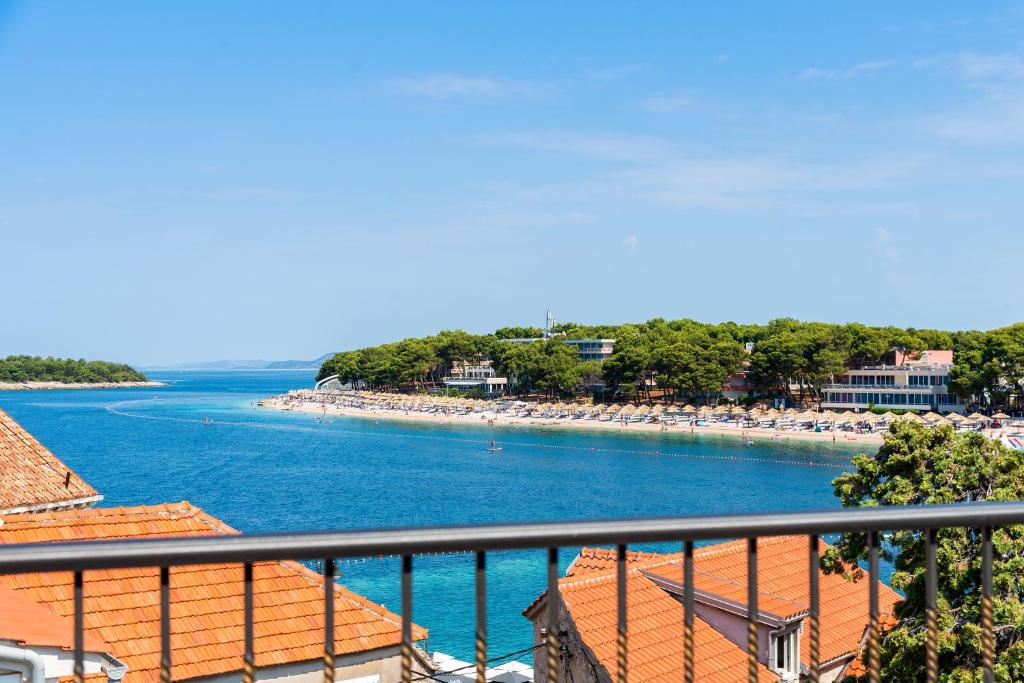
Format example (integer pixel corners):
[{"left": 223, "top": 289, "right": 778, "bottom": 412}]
[
  {"left": 259, "top": 395, "right": 886, "bottom": 446},
  {"left": 0, "top": 380, "right": 166, "bottom": 391}
]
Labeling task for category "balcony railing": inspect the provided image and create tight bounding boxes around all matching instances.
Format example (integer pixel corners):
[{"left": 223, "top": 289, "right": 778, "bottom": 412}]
[{"left": 3, "top": 502, "right": 1024, "bottom": 683}]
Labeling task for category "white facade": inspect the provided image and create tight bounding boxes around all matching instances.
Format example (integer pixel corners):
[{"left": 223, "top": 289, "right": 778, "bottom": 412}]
[
  {"left": 561, "top": 339, "right": 616, "bottom": 362},
  {"left": 822, "top": 355, "right": 966, "bottom": 413},
  {"left": 443, "top": 361, "right": 508, "bottom": 396}
]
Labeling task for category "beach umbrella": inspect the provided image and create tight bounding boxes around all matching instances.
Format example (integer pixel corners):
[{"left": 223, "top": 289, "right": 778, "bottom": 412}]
[
  {"left": 969, "top": 412, "right": 988, "bottom": 421},
  {"left": 881, "top": 411, "right": 898, "bottom": 421},
  {"left": 993, "top": 412, "right": 1012, "bottom": 420},
  {"left": 651, "top": 405, "right": 666, "bottom": 414},
  {"left": 946, "top": 412, "right": 965, "bottom": 422},
  {"left": 681, "top": 404, "right": 697, "bottom": 413},
  {"left": 922, "top": 412, "right": 944, "bottom": 422},
  {"left": 635, "top": 405, "right": 652, "bottom": 415},
  {"left": 620, "top": 404, "right": 637, "bottom": 414},
  {"left": 896, "top": 412, "right": 924, "bottom": 423},
  {"left": 697, "top": 406, "right": 714, "bottom": 415}
]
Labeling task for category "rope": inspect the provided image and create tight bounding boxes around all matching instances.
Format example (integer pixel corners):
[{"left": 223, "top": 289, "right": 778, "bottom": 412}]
[{"left": 105, "top": 399, "right": 853, "bottom": 471}]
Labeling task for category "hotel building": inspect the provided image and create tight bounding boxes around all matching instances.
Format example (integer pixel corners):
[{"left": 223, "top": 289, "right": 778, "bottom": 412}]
[
  {"left": 442, "top": 360, "right": 509, "bottom": 397},
  {"left": 821, "top": 350, "right": 967, "bottom": 414}
]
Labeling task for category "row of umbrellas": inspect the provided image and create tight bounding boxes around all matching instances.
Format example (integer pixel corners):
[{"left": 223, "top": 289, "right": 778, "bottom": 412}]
[{"left": 325, "top": 391, "right": 1012, "bottom": 425}]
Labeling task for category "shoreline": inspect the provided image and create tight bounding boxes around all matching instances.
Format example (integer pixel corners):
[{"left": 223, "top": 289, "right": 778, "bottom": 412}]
[
  {"left": 259, "top": 397, "right": 884, "bottom": 447},
  {"left": 0, "top": 381, "right": 167, "bottom": 391}
]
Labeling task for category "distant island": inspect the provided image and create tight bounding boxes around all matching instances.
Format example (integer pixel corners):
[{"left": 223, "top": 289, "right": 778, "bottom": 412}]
[
  {"left": 145, "top": 353, "right": 332, "bottom": 371},
  {"left": 0, "top": 355, "right": 163, "bottom": 390}
]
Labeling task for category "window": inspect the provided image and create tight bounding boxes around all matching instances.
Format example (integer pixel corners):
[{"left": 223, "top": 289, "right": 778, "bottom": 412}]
[{"left": 771, "top": 629, "right": 800, "bottom": 678}]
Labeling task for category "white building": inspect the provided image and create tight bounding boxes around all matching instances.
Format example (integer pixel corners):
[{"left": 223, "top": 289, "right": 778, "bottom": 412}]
[
  {"left": 443, "top": 361, "right": 508, "bottom": 397},
  {"left": 503, "top": 337, "right": 616, "bottom": 363},
  {"left": 561, "top": 339, "right": 616, "bottom": 362},
  {"left": 822, "top": 350, "right": 967, "bottom": 413}
]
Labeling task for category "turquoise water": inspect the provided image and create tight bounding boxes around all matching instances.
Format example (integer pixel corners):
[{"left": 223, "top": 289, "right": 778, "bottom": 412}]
[{"left": 0, "top": 371, "right": 863, "bottom": 663}]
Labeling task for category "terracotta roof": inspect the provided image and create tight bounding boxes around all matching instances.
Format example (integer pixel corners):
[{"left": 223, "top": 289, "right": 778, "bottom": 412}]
[
  {"left": 0, "top": 584, "right": 108, "bottom": 652},
  {"left": 0, "top": 407, "right": 100, "bottom": 513},
  {"left": 0, "top": 502, "right": 425, "bottom": 683},
  {"left": 554, "top": 567, "right": 777, "bottom": 682},
  {"left": 566, "top": 547, "right": 667, "bottom": 577},
  {"left": 565, "top": 537, "right": 902, "bottom": 669}
]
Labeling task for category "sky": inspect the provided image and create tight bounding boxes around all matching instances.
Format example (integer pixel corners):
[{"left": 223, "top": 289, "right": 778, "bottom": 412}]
[{"left": 2, "top": 2, "right": 1023, "bottom": 366}]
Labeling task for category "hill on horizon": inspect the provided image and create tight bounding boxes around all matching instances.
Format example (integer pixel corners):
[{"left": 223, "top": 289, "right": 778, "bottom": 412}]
[{"left": 144, "top": 353, "right": 332, "bottom": 371}]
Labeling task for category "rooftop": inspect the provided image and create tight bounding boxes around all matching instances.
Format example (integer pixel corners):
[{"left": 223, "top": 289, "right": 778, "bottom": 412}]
[
  {"left": 530, "top": 536, "right": 901, "bottom": 679},
  {"left": 0, "top": 502, "right": 426, "bottom": 683},
  {"left": 0, "top": 407, "right": 102, "bottom": 514}
]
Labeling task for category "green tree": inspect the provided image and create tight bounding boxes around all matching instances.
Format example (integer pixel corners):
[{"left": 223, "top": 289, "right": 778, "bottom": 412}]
[
  {"left": 825, "top": 422, "right": 1024, "bottom": 682},
  {"left": 0, "top": 356, "right": 146, "bottom": 383}
]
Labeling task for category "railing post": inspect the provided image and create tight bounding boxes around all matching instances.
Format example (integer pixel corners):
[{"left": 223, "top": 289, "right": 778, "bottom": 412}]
[
  {"left": 616, "top": 544, "right": 627, "bottom": 683},
  {"left": 401, "top": 555, "right": 413, "bottom": 683},
  {"left": 868, "top": 531, "right": 880, "bottom": 683},
  {"left": 244, "top": 563, "right": 255, "bottom": 683},
  {"left": 982, "top": 526, "right": 994, "bottom": 683},
  {"left": 161, "top": 566, "right": 171, "bottom": 683},
  {"left": 925, "top": 529, "right": 938, "bottom": 683},
  {"left": 74, "top": 570, "right": 84, "bottom": 683},
  {"left": 547, "top": 547, "right": 560, "bottom": 683},
  {"left": 747, "top": 538, "right": 758, "bottom": 683},
  {"left": 683, "top": 540, "right": 694, "bottom": 683},
  {"left": 476, "top": 551, "right": 486, "bottom": 683},
  {"left": 808, "top": 534, "right": 819, "bottom": 683},
  {"left": 323, "top": 559, "right": 335, "bottom": 683}
]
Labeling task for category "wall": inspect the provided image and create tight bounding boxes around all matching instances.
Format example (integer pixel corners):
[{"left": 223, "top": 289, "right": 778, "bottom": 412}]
[{"left": 193, "top": 647, "right": 430, "bottom": 683}]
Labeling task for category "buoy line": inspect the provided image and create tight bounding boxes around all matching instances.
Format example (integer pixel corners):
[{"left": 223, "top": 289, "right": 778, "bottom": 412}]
[{"left": 105, "top": 398, "right": 852, "bottom": 471}]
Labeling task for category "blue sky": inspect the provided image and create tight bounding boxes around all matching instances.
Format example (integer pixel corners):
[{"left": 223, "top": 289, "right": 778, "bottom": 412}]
[{"left": 2, "top": 2, "right": 1023, "bottom": 365}]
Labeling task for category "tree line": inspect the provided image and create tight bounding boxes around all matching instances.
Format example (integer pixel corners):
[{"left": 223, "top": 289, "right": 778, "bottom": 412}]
[
  {"left": 0, "top": 355, "right": 147, "bottom": 383},
  {"left": 317, "top": 319, "right": 1024, "bottom": 407}
]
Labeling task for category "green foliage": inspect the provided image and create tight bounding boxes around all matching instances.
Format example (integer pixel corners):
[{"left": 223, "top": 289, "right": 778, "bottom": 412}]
[
  {"left": 0, "top": 356, "right": 147, "bottom": 383},
  {"left": 825, "top": 422, "right": 1024, "bottom": 682},
  {"left": 494, "top": 326, "right": 544, "bottom": 340},
  {"left": 314, "top": 318, "right": 1024, "bottom": 406},
  {"left": 949, "top": 324, "right": 1024, "bottom": 409},
  {"left": 491, "top": 338, "right": 580, "bottom": 398}
]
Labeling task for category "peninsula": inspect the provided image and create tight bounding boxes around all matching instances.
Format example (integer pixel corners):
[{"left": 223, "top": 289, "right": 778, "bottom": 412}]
[{"left": 0, "top": 355, "right": 164, "bottom": 390}]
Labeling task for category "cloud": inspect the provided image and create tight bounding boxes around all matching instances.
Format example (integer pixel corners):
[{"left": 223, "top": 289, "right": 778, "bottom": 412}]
[
  {"left": 388, "top": 74, "right": 553, "bottom": 99},
  {"left": 954, "top": 52, "right": 1024, "bottom": 81},
  {"left": 800, "top": 59, "right": 898, "bottom": 80},
  {"left": 473, "top": 129, "right": 1023, "bottom": 217},
  {"left": 715, "top": 54, "right": 732, "bottom": 64},
  {"left": 623, "top": 234, "right": 639, "bottom": 250},
  {"left": 876, "top": 227, "right": 899, "bottom": 262},
  {"left": 468, "top": 130, "right": 671, "bottom": 163},
  {"left": 923, "top": 51, "right": 1024, "bottom": 145},
  {"left": 638, "top": 92, "right": 698, "bottom": 113}
]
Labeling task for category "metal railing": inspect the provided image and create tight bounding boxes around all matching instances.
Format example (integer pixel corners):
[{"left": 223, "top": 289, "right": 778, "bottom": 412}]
[{"left": 2, "top": 502, "right": 1023, "bottom": 683}]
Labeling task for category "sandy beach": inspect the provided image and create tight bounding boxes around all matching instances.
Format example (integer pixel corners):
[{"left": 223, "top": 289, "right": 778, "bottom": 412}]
[
  {"left": 259, "top": 396, "right": 885, "bottom": 447},
  {"left": 0, "top": 381, "right": 166, "bottom": 391}
]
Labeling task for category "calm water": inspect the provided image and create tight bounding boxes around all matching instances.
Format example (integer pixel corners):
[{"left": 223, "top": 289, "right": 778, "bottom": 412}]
[{"left": 0, "top": 371, "right": 864, "bottom": 663}]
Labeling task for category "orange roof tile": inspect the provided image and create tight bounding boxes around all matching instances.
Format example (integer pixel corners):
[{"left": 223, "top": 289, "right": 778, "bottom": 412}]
[
  {"left": 0, "top": 502, "right": 426, "bottom": 683},
  {"left": 0, "top": 408, "right": 100, "bottom": 513},
  {"left": 0, "top": 585, "right": 108, "bottom": 652},
  {"left": 568, "top": 537, "right": 902, "bottom": 669},
  {"left": 565, "top": 547, "right": 667, "bottom": 577},
  {"left": 555, "top": 568, "right": 777, "bottom": 682}
]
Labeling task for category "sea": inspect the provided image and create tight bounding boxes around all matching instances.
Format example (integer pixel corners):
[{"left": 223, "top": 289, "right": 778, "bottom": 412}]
[{"left": 0, "top": 370, "right": 866, "bottom": 665}]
